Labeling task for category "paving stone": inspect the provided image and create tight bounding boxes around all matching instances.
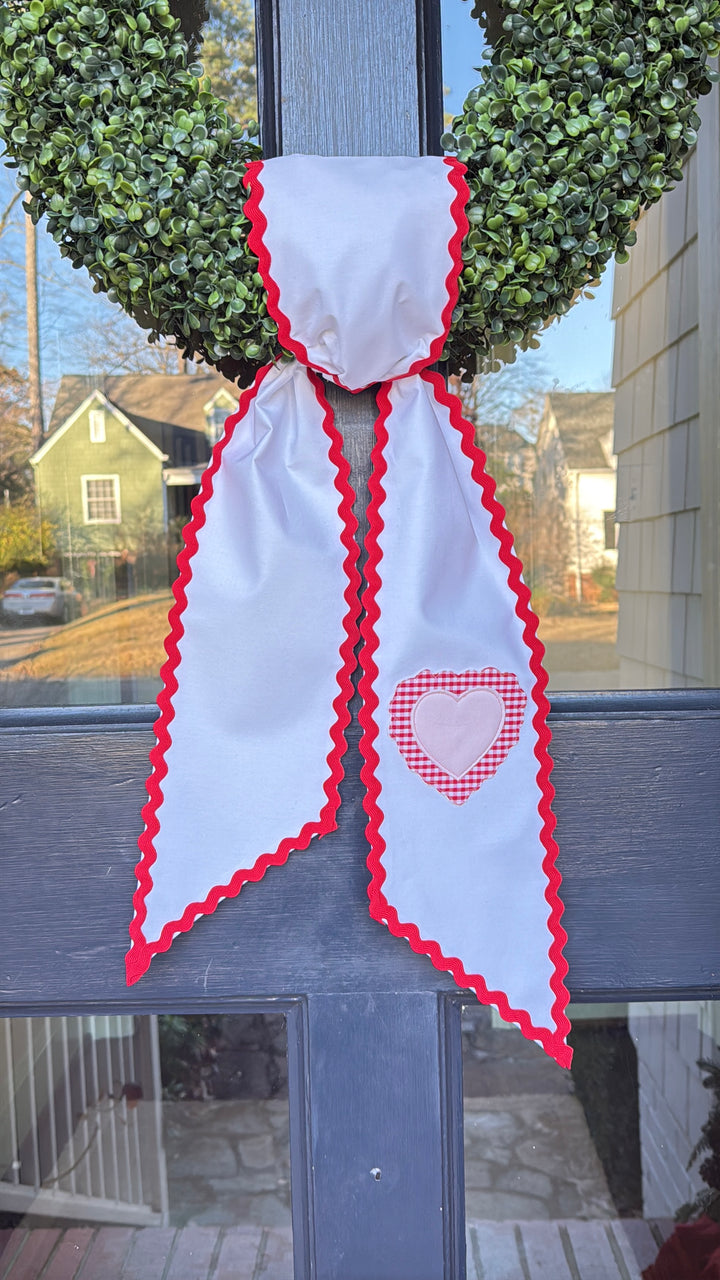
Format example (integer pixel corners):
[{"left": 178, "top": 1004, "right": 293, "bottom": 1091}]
[
  {"left": 464, "top": 1107, "right": 521, "bottom": 1163},
  {"left": 237, "top": 1134, "right": 276, "bottom": 1170},
  {"left": 496, "top": 1168, "right": 554, "bottom": 1200},
  {"left": 169, "top": 1136, "right": 237, "bottom": 1179},
  {"left": 555, "top": 1183, "right": 584, "bottom": 1218},
  {"left": 465, "top": 1138, "right": 514, "bottom": 1168},
  {"left": 187, "top": 1193, "right": 291, "bottom": 1230},
  {"left": 570, "top": 1180, "right": 617, "bottom": 1218},
  {"left": 463, "top": 1093, "right": 615, "bottom": 1220},
  {"left": 263, "top": 1102, "right": 291, "bottom": 1129},
  {"left": 217, "top": 1105, "right": 272, "bottom": 1137},
  {"left": 464, "top": 1162, "right": 494, "bottom": 1191},
  {"left": 465, "top": 1190, "right": 551, "bottom": 1220},
  {"left": 208, "top": 1172, "right": 283, "bottom": 1195},
  {"left": 167, "top": 1101, "right": 225, "bottom": 1129},
  {"left": 188, "top": 1206, "right": 246, "bottom": 1229},
  {"left": 167, "top": 1178, "right": 215, "bottom": 1209}
]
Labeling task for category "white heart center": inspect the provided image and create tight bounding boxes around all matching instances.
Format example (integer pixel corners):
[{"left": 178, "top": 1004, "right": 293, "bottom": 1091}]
[{"left": 411, "top": 688, "right": 505, "bottom": 778}]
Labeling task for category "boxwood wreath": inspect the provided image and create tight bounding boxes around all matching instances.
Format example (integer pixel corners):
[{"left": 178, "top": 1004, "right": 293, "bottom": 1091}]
[{"left": 1, "top": 0, "right": 719, "bottom": 381}]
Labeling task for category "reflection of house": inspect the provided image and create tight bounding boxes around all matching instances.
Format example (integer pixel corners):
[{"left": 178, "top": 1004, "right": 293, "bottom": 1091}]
[
  {"left": 474, "top": 422, "right": 536, "bottom": 492},
  {"left": 473, "top": 422, "right": 537, "bottom": 583},
  {"left": 31, "top": 373, "right": 239, "bottom": 598},
  {"left": 534, "top": 391, "right": 617, "bottom": 601}
]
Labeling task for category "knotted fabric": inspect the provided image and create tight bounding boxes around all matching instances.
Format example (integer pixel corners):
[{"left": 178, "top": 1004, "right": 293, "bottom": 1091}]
[{"left": 126, "top": 155, "right": 571, "bottom": 1068}]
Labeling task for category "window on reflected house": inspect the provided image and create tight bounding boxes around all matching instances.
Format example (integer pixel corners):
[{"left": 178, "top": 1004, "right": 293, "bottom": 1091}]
[
  {"left": 88, "top": 408, "right": 106, "bottom": 444},
  {"left": 206, "top": 402, "right": 232, "bottom": 446},
  {"left": 82, "top": 476, "right": 122, "bottom": 525},
  {"left": 604, "top": 510, "right": 619, "bottom": 551}
]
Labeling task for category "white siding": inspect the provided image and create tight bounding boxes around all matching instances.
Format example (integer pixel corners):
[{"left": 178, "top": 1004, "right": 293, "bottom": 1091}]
[
  {"left": 629, "top": 1004, "right": 719, "bottom": 1217},
  {"left": 612, "top": 153, "right": 703, "bottom": 686}
]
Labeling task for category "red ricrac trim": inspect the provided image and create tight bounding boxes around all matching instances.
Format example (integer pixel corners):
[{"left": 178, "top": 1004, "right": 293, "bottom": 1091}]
[
  {"left": 243, "top": 161, "right": 317, "bottom": 378},
  {"left": 243, "top": 158, "right": 470, "bottom": 394},
  {"left": 358, "top": 376, "right": 572, "bottom": 1069},
  {"left": 402, "top": 158, "right": 469, "bottom": 380},
  {"left": 126, "top": 365, "right": 361, "bottom": 985}
]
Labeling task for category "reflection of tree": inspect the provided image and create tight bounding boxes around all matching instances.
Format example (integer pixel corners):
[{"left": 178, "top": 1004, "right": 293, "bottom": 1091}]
[
  {"left": 167, "top": 0, "right": 256, "bottom": 125},
  {"left": 73, "top": 315, "right": 183, "bottom": 378},
  {"left": 0, "top": 0, "right": 257, "bottom": 392},
  {"left": 52, "top": 508, "right": 172, "bottom": 601},
  {"left": 453, "top": 358, "right": 546, "bottom": 446},
  {"left": 200, "top": 0, "right": 257, "bottom": 127},
  {"left": 0, "top": 365, "right": 56, "bottom": 578},
  {"left": 0, "top": 185, "right": 43, "bottom": 437},
  {"left": 530, "top": 492, "right": 569, "bottom": 600},
  {"left": 452, "top": 360, "right": 546, "bottom": 585},
  {"left": 0, "top": 190, "right": 22, "bottom": 335},
  {"left": 0, "top": 364, "right": 32, "bottom": 501},
  {"left": 0, "top": 504, "right": 55, "bottom": 577}
]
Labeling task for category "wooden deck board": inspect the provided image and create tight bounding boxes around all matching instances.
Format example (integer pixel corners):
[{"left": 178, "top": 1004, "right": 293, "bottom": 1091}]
[
  {"left": 164, "top": 1226, "right": 219, "bottom": 1280},
  {"left": 121, "top": 1227, "right": 178, "bottom": 1279},
  {"left": 212, "top": 1227, "right": 265, "bottom": 1280},
  {"left": 468, "top": 1220, "right": 647, "bottom": 1280},
  {"left": 75, "top": 1227, "right": 134, "bottom": 1278},
  {"left": 0, "top": 1220, "right": 662, "bottom": 1278},
  {"left": 0, "top": 1234, "right": 15, "bottom": 1265},
  {"left": 41, "top": 1228, "right": 95, "bottom": 1280},
  {"left": 1, "top": 1228, "right": 60, "bottom": 1280},
  {"left": 256, "top": 1227, "right": 294, "bottom": 1279},
  {"left": 518, "top": 1222, "right": 575, "bottom": 1279},
  {"left": 616, "top": 1219, "right": 661, "bottom": 1272},
  {"left": 609, "top": 1219, "right": 657, "bottom": 1277},
  {"left": 563, "top": 1220, "right": 631, "bottom": 1280},
  {"left": 468, "top": 1221, "right": 523, "bottom": 1279},
  {"left": 0, "top": 1233, "right": 25, "bottom": 1277}
]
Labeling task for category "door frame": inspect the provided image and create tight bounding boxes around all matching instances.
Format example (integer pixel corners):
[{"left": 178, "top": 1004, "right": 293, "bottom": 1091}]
[{"left": 1, "top": 1, "right": 719, "bottom": 1274}]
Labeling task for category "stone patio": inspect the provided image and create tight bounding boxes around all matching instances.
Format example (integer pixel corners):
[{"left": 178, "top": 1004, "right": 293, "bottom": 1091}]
[
  {"left": 159, "top": 1008, "right": 620, "bottom": 1230},
  {"left": 164, "top": 1088, "right": 615, "bottom": 1231},
  {"left": 464, "top": 1094, "right": 615, "bottom": 1221},
  {"left": 164, "top": 1012, "right": 616, "bottom": 1230},
  {"left": 165, "top": 1099, "right": 291, "bottom": 1230}
]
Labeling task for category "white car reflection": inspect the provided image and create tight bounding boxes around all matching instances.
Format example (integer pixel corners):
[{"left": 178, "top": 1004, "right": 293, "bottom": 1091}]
[{"left": 1, "top": 576, "right": 84, "bottom": 625}]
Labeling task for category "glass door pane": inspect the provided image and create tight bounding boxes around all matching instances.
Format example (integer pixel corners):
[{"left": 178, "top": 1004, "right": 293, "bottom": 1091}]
[
  {"left": 0, "top": 1, "right": 257, "bottom": 708},
  {"left": 441, "top": 0, "right": 717, "bottom": 692},
  {"left": 0, "top": 1012, "right": 292, "bottom": 1279},
  {"left": 462, "top": 1000, "right": 720, "bottom": 1278}
]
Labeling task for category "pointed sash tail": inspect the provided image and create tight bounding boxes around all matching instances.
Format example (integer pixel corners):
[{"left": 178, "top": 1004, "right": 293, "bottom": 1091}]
[
  {"left": 126, "top": 363, "right": 360, "bottom": 983},
  {"left": 358, "top": 374, "right": 571, "bottom": 1067}
]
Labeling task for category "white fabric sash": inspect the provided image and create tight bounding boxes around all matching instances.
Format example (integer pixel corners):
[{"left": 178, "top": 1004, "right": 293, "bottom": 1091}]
[{"left": 127, "top": 156, "right": 571, "bottom": 1068}]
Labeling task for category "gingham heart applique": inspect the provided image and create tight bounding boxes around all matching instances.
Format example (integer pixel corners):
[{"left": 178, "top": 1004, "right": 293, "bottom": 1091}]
[{"left": 389, "top": 669, "right": 527, "bottom": 804}]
